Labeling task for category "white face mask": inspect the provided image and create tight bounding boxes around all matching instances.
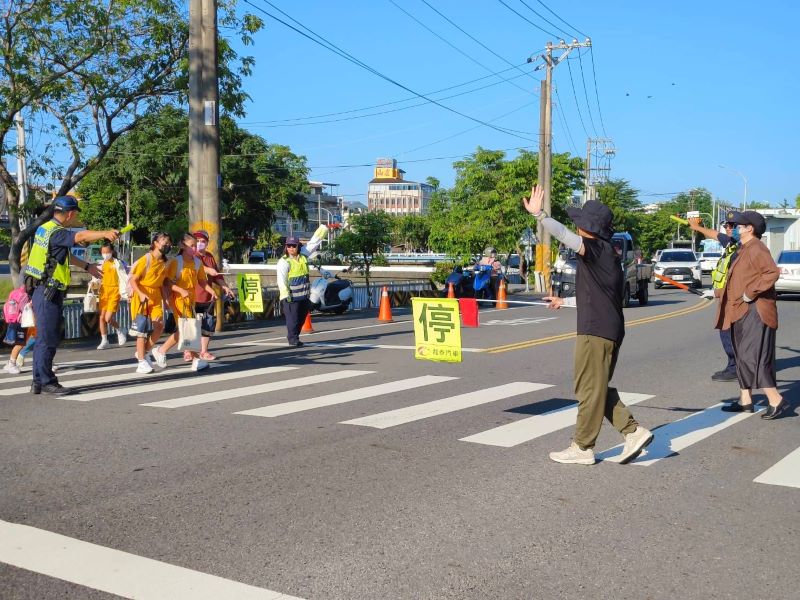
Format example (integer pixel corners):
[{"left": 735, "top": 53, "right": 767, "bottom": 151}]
[
  {"left": 196, "top": 241, "right": 207, "bottom": 252},
  {"left": 101, "top": 253, "right": 112, "bottom": 262}
]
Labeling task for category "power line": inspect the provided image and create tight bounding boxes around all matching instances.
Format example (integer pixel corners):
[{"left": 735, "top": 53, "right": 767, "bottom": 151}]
[
  {"left": 496, "top": 0, "right": 560, "bottom": 38},
  {"left": 576, "top": 51, "right": 598, "bottom": 137},
  {"left": 531, "top": 0, "right": 589, "bottom": 38},
  {"left": 515, "top": 0, "right": 574, "bottom": 39},
  {"left": 588, "top": 47, "right": 608, "bottom": 136},
  {"left": 565, "top": 57, "right": 590, "bottom": 138},
  {"left": 553, "top": 88, "right": 578, "bottom": 155},
  {"left": 242, "top": 0, "right": 535, "bottom": 141}
]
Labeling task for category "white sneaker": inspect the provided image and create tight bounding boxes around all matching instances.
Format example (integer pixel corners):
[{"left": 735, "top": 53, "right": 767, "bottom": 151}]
[
  {"left": 549, "top": 442, "right": 596, "bottom": 465},
  {"left": 136, "top": 360, "right": 154, "bottom": 374},
  {"left": 16, "top": 354, "right": 25, "bottom": 367},
  {"left": 3, "top": 361, "right": 20, "bottom": 375},
  {"left": 191, "top": 358, "right": 209, "bottom": 372},
  {"left": 117, "top": 331, "right": 127, "bottom": 346},
  {"left": 150, "top": 347, "right": 167, "bottom": 369},
  {"left": 97, "top": 338, "right": 110, "bottom": 350},
  {"left": 619, "top": 427, "right": 654, "bottom": 464}
]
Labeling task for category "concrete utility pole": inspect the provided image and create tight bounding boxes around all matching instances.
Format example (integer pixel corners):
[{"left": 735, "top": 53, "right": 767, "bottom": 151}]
[
  {"left": 530, "top": 39, "right": 592, "bottom": 291},
  {"left": 188, "top": 0, "right": 221, "bottom": 258}
]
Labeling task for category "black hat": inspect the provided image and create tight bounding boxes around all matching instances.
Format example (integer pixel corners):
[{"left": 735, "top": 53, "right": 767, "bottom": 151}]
[
  {"left": 53, "top": 195, "right": 80, "bottom": 212},
  {"left": 727, "top": 210, "right": 766, "bottom": 236},
  {"left": 566, "top": 200, "right": 614, "bottom": 241}
]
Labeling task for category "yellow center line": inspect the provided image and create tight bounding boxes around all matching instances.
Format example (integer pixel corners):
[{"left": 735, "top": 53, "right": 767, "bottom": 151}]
[{"left": 485, "top": 299, "right": 712, "bottom": 354}]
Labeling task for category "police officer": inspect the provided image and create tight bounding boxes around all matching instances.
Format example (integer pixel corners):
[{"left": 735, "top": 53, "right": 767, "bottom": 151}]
[
  {"left": 24, "top": 196, "right": 119, "bottom": 395},
  {"left": 688, "top": 212, "right": 741, "bottom": 381},
  {"left": 276, "top": 226, "right": 327, "bottom": 347}
]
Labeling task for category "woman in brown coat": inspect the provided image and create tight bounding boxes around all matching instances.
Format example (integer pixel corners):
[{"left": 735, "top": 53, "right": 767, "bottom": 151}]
[{"left": 715, "top": 210, "right": 786, "bottom": 419}]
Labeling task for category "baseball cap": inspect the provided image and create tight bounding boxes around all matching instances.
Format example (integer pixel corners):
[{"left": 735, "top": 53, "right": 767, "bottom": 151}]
[
  {"left": 53, "top": 195, "right": 80, "bottom": 212},
  {"left": 726, "top": 210, "right": 767, "bottom": 236},
  {"left": 285, "top": 236, "right": 300, "bottom": 246},
  {"left": 192, "top": 230, "right": 210, "bottom": 241}
]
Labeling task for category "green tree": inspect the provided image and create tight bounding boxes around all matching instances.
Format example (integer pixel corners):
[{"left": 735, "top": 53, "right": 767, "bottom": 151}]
[
  {"left": 1, "top": 0, "right": 263, "bottom": 281},
  {"left": 391, "top": 214, "right": 430, "bottom": 251},
  {"left": 795, "top": 193, "right": 800, "bottom": 209},
  {"left": 78, "top": 107, "right": 309, "bottom": 257},
  {"left": 595, "top": 179, "right": 641, "bottom": 233},
  {"left": 334, "top": 211, "right": 393, "bottom": 307},
  {"left": 745, "top": 201, "right": 772, "bottom": 209}
]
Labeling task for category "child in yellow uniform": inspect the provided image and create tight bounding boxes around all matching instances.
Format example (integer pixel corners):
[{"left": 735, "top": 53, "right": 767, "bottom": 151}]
[
  {"left": 128, "top": 232, "right": 173, "bottom": 374},
  {"left": 151, "top": 234, "right": 217, "bottom": 371},
  {"left": 96, "top": 241, "right": 127, "bottom": 349}
]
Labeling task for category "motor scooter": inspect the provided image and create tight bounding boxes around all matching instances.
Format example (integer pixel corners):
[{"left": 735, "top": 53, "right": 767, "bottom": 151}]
[{"left": 309, "top": 266, "right": 353, "bottom": 314}]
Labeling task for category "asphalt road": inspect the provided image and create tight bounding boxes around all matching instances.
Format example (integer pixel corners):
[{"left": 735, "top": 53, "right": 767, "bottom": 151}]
[{"left": 1, "top": 286, "right": 799, "bottom": 599}]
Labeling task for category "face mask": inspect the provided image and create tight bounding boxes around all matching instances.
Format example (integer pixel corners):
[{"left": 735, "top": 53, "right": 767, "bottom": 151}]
[
  {"left": 161, "top": 244, "right": 172, "bottom": 255},
  {"left": 101, "top": 253, "right": 112, "bottom": 262},
  {"left": 196, "top": 241, "right": 207, "bottom": 252},
  {"left": 731, "top": 227, "right": 740, "bottom": 241}
]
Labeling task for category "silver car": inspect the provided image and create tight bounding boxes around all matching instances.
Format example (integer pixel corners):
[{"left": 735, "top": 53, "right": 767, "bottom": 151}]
[{"left": 776, "top": 250, "right": 800, "bottom": 295}]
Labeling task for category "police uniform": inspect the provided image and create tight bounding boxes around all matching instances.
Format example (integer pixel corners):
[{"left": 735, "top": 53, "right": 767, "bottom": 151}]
[
  {"left": 23, "top": 200, "right": 80, "bottom": 393},
  {"left": 710, "top": 210, "right": 742, "bottom": 381}
]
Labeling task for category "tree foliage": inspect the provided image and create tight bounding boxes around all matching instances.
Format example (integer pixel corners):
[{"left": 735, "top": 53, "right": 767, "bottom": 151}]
[
  {"left": 390, "top": 214, "right": 431, "bottom": 251},
  {"left": 78, "top": 106, "right": 309, "bottom": 259},
  {"left": 334, "top": 211, "right": 393, "bottom": 306}
]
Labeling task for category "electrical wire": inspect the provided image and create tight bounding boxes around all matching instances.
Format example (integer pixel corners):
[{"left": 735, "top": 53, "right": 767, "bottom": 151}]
[
  {"left": 495, "top": 0, "right": 560, "bottom": 38},
  {"left": 564, "top": 57, "right": 589, "bottom": 138},
  {"left": 515, "top": 0, "right": 574, "bottom": 40},
  {"left": 588, "top": 46, "right": 608, "bottom": 137},
  {"left": 576, "top": 51, "right": 598, "bottom": 137},
  {"left": 532, "top": 0, "right": 589, "bottom": 39},
  {"left": 242, "top": 0, "right": 535, "bottom": 141}
]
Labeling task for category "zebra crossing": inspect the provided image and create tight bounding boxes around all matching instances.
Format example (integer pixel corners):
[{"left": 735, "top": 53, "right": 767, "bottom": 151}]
[{"left": 1, "top": 359, "right": 796, "bottom": 488}]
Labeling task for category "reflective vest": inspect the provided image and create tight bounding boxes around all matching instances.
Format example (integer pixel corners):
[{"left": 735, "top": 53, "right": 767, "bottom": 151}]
[
  {"left": 711, "top": 244, "right": 737, "bottom": 290},
  {"left": 285, "top": 255, "right": 310, "bottom": 300},
  {"left": 24, "top": 220, "right": 71, "bottom": 291}
]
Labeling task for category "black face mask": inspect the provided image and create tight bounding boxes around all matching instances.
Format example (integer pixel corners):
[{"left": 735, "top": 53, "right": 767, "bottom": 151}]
[{"left": 161, "top": 244, "right": 172, "bottom": 255}]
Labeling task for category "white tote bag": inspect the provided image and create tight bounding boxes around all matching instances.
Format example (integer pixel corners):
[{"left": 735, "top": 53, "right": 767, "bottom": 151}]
[
  {"left": 177, "top": 316, "right": 202, "bottom": 352},
  {"left": 20, "top": 303, "right": 35, "bottom": 328},
  {"left": 83, "top": 284, "right": 98, "bottom": 313}
]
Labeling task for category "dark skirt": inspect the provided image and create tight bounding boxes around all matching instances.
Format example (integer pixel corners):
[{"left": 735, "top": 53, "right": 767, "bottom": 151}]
[{"left": 731, "top": 303, "right": 777, "bottom": 389}]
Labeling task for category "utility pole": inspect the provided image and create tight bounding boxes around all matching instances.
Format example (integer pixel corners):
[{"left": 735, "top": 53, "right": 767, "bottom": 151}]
[
  {"left": 15, "top": 112, "right": 30, "bottom": 270},
  {"left": 188, "top": 0, "right": 221, "bottom": 260},
  {"left": 530, "top": 38, "right": 592, "bottom": 291}
]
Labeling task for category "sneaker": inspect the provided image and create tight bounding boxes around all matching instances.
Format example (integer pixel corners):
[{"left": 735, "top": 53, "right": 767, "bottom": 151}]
[
  {"left": 150, "top": 347, "right": 167, "bottom": 369},
  {"left": 97, "top": 338, "right": 110, "bottom": 350},
  {"left": 117, "top": 331, "right": 127, "bottom": 346},
  {"left": 619, "top": 427, "right": 654, "bottom": 464},
  {"left": 3, "top": 361, "right": 20, "bottom": 375},
  {"left": 191, "top": 358, "right": 209, "bottom": 372},
  {"left": 711, "top": 369, "right": 738, "bottom": 382},
  {"left": 15, "top": 354, "right": 25, "bottom": 367},
  {"left": 549, "top": 442, "right": 596, "bottom": 465},
  {"left": 52, "top": 364, "right": 59, "bottom": 373},
  {"left": 183, "top": 350, "right": 193, "bottom": 362},
  {"left": 136, "top": 360, "right": 154, "bottom": 374},
  {"left": 40, "top": 383, "right": 73, "bottom": 396}
]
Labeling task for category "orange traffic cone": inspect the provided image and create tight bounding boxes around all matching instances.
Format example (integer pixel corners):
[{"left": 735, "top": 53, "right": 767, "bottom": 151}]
[
  {"left": 496, "top": 279, "right": 508, "bottom": 309},
  {"left": 301, "top": 311, "right": 314, "bottom": 333},
  {"left": 377, "top": 286, "right": 393, "bottom": 322},
  {"left": 447, "top": 282, "right": 455, "bottom": 298}
]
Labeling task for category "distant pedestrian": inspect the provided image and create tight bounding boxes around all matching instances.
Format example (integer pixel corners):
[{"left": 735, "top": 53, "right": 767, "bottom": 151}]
[
  {"left": 3, "top": 285, "right": 30, "bottom": 375},
  {"left": 151, "top": 233, "right": 218, "bottom": 372},
  {"left": 23, "top": 195, "right": 118, "bottom": 395},
  {"left": 524, "top": 185, "right": 652, "bottom": 465},
  {"left": 186, "top": 229, "right": 233, "bottom": 362},
  {"left": 715, "top": 211, "right": 786, "bottom": 419},
  {"left": 128, "top": 232, "right": 172, "bottom": 374},
  {"left": 277, "top": 226, "right": 327, "bottom": 347},
  {"left": 688, "top": 215, "right": 740, "bottom": 381},
  {"left": 96, "top": 241, "right": 127, "bottom": 350}
]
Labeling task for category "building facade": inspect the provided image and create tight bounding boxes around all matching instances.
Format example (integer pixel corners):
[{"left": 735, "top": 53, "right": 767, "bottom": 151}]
[
  {"left": 272, "top": 181, "right": 342, "bottom": 241},
  {"left": 367, "top": 158, "right": 433, "bottom": 215}
]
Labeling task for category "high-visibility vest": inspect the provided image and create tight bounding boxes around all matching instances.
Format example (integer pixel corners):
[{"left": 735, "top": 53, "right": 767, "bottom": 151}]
[
  {"left": 711, "top": 244, "right": 737, "bottom": 289},
  {"left": 286, "top": 255, "right": 310, "bottom": 300},
  {"left": 24, "top": 220, "right": 71, "bottom": 291}
]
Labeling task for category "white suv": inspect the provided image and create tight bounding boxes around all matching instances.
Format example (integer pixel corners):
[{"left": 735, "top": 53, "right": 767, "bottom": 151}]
[{"left": 653, "top": 249, "right": 702, "bottom": 289}]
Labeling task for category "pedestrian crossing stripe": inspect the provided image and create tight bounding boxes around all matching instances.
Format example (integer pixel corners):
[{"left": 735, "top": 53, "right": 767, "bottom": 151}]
[
  {"left": 1, "top": 361, "right": 141, "bottom": 385},
  {"left": 235, "top": 375, "right": 457, "bottom": 418},
  {"left": 595, "top": 402, "right": 764, "bottom": 465},
  {"left": 753, "top": 446, "right": 800, "bottom": 489},
  {"left": 341, "top": 382, "right": 553, "bottom": 429},
  {"left": 141, "top": 370, "right": 374, "bottom": 409},
  {"left": 65, "top": 366, "right": 296, "bottom": 402},
  {"left": 459, "top": 392, "right": 654, "bottom": 447}
]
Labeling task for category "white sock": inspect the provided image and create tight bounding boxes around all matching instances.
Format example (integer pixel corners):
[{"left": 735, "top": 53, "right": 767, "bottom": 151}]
[{"left": 101, "top": 335, "right": 108, "bottom": 341}]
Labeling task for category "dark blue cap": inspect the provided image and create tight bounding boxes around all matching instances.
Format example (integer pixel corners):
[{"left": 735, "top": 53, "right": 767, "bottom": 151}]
[
  {"left": 285, "top": 236, "right": 300, "bottom": 246},
  {"left": 53, "top": 195, "right": 80, "bottom": 212}
]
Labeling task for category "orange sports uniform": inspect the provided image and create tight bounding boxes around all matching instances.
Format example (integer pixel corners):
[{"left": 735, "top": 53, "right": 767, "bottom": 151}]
[
  {"left": 130, "top": 254, "right": 168, "bottom": 322},
  {"left": 98, "top": 259, "right": 122, "bottom": 314}
]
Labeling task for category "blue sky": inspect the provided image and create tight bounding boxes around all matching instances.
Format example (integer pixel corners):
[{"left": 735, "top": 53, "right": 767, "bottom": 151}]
[{"left": 230, "top": 0, "right": 800, "bottom": 207}]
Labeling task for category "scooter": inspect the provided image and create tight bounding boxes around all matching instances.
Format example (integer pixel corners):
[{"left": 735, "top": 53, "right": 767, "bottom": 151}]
[{"left": 309, "top": 266, "right": 353, "bottom": 314}]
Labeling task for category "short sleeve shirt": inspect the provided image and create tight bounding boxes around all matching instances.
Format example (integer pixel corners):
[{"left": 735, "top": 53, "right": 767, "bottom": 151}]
[
  {"left": 131, "top": 254, "right": 168, "bottom": 293},
  {"left": 576, "top": 237, "right": 625, "bottom": 344},
  {"left": 165, "top": 256, "right": 207, "bottom": 302},
  {"left": 48, "top": 228, "right": 77, "bottom": 265}
]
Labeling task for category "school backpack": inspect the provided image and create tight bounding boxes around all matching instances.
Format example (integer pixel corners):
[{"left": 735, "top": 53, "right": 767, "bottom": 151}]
[
  {"left": 126, "top": 254, "right": 151, "bottom": 299},
  {"left": 175, "top": 253, "right": 202, "bottom": 279},
  {"left": 3, "top": 286, "right": 30, "bottom": 324}
]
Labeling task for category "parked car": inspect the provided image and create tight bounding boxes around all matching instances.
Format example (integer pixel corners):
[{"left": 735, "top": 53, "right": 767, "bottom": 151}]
[
  {"left": 776, "top": 250, "right": 800, "bottom": 295},
  {"left": 653, "top": 249, "right": 701, "bottom": 288},
  {"left": 248, "top": 251, "right": 266, "bottom": 264},
  {"left": 698, "top": 251, "right": 722, "bottom": 273}
]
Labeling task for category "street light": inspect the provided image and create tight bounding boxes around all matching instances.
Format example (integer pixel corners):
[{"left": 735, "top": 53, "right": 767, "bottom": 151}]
[{"left": 718, "top": 164, "right": 747, "bottom": 212}]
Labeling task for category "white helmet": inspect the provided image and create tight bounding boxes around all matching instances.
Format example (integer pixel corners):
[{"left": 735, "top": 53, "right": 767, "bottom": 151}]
[{"left": 483, "top": 246, "right": 496, "bottom": 257}]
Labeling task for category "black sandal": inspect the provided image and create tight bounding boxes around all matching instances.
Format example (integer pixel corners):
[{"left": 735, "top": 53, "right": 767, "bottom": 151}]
[{"left": 721, "top": 402, "right": 754, "bottom": 413}]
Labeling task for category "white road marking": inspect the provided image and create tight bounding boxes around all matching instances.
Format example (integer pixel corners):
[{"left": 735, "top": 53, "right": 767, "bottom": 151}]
[
  {"left": 233, "top": 341, "right": 484, "bottom": 353},
  {"left": 481, "top": 317, "right": 557, "bottom": 326},
  {"left": 596, "top": 402, "right": 763, "bottom": 465},
  {"left": 754, "top": 446, "right": 800, "bottom": 489},
  {"left": 235, "top": 375, "right": 457, "bottom": 418},
  {"left": 0, "top": 519, "right": 303, "bottom": 600},
  {"left": 142, "top": 370, "right": 374, "bottom": 409},
  {"left": 64, "top": 365, "right": 294, "bottom": 403},
  {"left": 460, "top": 392, "right": 654, "bottom": 447},
  {"left": 341, "top": 382, "right": 552, "bottom": 429},
  {"left": 0, "top": 361, "right": 136, "bottom": 384}
]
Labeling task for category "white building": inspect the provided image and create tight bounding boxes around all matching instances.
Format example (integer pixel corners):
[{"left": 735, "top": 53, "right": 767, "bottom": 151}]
[
  {"left": 758, "top": 208, "right": 800, "bottom": 257},
  {"left": 367, "top": 158, "right": 433, "bottom": 215},
  {"left": 272, "top": 181, "right": 341, "bottom": 240}
]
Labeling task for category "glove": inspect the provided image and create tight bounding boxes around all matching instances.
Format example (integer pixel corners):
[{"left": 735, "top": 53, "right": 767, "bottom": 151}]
[
  {"left": 701, "top": 289, "right": 715, "bottom": 299},
  {"left": 313, "top": 224, "right": 329, "bottom": 239}
]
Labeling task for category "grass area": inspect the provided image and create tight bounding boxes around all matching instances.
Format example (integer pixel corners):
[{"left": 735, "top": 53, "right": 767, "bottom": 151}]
[{"left": 0, "top": 279, "right": 13, "bottom": 301}]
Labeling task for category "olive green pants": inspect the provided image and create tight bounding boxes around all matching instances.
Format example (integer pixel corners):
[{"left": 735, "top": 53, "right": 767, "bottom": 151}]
[{"left": 573, "top": 335, "right": 638, "bottom": 449}]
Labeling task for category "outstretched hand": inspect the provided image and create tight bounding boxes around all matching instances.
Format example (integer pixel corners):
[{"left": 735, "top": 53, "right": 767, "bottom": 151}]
[
  {"left": 542, "top": 295, "right": 564, "bottom": 310},
  {"left": 523, "top": 184, "right": 545, "bottom": 216}
]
